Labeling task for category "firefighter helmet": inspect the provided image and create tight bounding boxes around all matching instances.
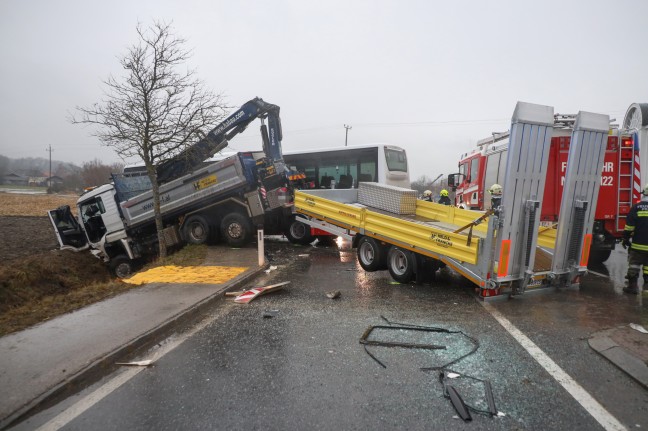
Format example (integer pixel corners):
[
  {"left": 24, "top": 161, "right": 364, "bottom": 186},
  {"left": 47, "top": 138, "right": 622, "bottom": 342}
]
[
  {"left": 488, "top": 183, "right": 503, "bottom": 196},
  {"left": 440, "top": 189, "right": 449, "bottom": 197},
  {"left": 643, "top": 184, "right": 648, "bottom": 195},
  {"left": 423, "top": 190, "right": 432, "bottom": 197}
]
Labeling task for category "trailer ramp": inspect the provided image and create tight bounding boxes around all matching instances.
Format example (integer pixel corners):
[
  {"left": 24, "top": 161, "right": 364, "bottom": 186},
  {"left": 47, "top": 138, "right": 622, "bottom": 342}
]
[{"left": 550, "top": 111, "right": 609, "bottom": 285}]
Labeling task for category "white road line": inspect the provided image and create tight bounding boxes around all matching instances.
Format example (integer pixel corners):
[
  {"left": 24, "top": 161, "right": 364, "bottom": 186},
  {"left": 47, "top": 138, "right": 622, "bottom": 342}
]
[
  {"left": 35, "top": 312, "right": 223, "bottom": 431},
  {"left": 482, "top": 302, "right": 626, "bottom": 431}
]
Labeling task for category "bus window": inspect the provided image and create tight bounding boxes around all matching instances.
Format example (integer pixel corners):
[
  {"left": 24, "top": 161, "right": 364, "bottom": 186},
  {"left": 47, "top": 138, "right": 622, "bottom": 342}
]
[
  {"left": 384, "top": 148, "right": 407, "bottom": 172},
  {"left": 283, "top": 144, "right": 409, "bottom": 189}
]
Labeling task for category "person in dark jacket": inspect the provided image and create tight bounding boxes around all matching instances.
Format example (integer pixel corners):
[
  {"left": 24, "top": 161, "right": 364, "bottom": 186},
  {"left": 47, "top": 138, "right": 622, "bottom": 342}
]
[
  {"left": 438, "top": 189, "right": 451, "bottom": 205},
  {"left": 422, "top": 190, "right": 433, "bottom": 202},
  {"left": 622, "top": 183, "right": 648, "bottom": 294}
]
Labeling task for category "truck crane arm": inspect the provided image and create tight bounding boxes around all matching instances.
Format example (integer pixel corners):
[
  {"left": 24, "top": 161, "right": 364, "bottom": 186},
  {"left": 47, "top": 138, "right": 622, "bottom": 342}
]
[{"left": 156, "top": 97, "right": 283, "bottom": 183}]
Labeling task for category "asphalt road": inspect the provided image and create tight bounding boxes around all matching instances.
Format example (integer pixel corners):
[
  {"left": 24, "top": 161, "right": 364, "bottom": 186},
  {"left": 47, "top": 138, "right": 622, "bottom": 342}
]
[{"left": 12, "top": 240, "right": 648, "bottom": 431}]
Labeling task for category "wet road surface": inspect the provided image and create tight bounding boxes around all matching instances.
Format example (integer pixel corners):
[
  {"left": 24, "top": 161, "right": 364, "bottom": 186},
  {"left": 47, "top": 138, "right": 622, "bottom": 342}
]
[{"left": 12, "top": 240, "right": 647, "bottom": 430}]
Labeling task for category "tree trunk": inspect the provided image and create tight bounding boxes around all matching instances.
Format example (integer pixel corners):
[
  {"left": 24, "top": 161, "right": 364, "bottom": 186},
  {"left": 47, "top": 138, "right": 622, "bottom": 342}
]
[{"left": 148, "top": 168, "right": 167, "bottom": 259}]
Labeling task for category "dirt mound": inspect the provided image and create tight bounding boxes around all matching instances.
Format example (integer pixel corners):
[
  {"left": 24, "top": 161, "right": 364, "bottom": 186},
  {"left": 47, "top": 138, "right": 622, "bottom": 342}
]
[{"left": 0, "top": 214, "right": 115, "bottom": 335}]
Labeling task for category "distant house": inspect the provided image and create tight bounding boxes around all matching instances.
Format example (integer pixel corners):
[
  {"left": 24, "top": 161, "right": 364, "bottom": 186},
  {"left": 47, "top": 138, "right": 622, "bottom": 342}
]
[
  {"left": 28, "top": 176, "right": 47, "bottom": 186},
  {"left": 46, "top": 176, "right": 64, "bottom": 186},
  {"left": 2, "top": 173, "right": 28, "bottom": 186}
]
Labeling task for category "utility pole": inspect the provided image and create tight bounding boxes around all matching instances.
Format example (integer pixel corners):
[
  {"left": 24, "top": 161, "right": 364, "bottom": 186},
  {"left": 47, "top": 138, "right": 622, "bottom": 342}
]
[
  {"left": 344, "top": 124, "right": 352, "bottom": 146},
  {"left": 46, "top": 145, "right": 53, "bottom": 190}
]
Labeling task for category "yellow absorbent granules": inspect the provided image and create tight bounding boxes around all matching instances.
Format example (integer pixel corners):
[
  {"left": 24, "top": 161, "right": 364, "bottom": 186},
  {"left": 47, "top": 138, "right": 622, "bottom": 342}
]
[{"left": 123, "top": 265, "right": 248, "bottom": 285}]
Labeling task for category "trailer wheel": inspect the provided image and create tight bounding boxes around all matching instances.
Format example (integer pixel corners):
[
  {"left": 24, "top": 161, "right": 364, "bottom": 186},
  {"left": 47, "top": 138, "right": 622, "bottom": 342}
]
[
  {"left": 357, "top": 236, "right": 387, "bottom": 272},
  {"left": 387, "top": 246, "right": 415, "bottom": 283},
  {"left": 285, "top": 217, "right": 314, "bottom": 245},
  {"left": 182, "top": 215, "right": 210, "bottom": 245},
  {"left": 109, "top": 255, "right": 134, "bottom": 279},
  {"left": 221, "top": 213, "right": 253, "bottom": 247}
]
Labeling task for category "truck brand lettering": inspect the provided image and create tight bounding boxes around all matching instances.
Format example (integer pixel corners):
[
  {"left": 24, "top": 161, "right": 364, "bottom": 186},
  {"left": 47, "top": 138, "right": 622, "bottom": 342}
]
[
  {"left": 339, "top": 211, "right": 357, "bottom": 219},
  {"left": 305, "top": 198, "right": 316, "bottom": 206},
  {"left": 141, "top": 193, "right": 171, "bottom": 211},
  {"left": 430, "top": 233, "right": 452, "bottom": 248},
  {"left": 212, "top": 110, "right": 245, "bottom": 136},
  {"left": 193, "top": 174, "right": 218, "bottom": 191}
]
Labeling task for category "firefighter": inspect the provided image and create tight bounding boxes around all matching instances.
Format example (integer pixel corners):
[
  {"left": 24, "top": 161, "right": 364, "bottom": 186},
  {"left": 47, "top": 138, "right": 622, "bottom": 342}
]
[
  {"left": 622, "top": 183, "right": 648, "bottom": 294},
  {"left": 488, "top": 183, "right": 503, "bottom": 209},
  {"left": 438, "top": 189, "right": 451, "bottom": 205},
  {"left": 422, "top": 190, "right": 433, "bottom": 202}
]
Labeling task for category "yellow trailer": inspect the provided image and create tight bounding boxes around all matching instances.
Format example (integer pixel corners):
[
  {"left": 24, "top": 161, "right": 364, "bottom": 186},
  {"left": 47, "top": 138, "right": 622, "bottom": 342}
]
[{"left": 293, "top": 102, "right": 610, "bottom": 299}]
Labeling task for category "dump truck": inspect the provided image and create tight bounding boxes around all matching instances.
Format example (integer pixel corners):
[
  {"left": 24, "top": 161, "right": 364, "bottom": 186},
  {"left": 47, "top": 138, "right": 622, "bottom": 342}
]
[
  {"left": 48, "top": 98, "right": 293, "bottom": 277},
  {"left": 293, "top": 102, "right": 610, "bottom": 299}
]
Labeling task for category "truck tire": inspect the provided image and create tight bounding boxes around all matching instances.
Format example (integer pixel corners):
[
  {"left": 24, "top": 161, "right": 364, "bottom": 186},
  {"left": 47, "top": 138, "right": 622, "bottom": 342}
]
[
  {"left": 182, "top": 215, "right": 211, "bottom": 245},
  {"left": 357, "top": 236, "right": 387, "bottom": 272},
  {"left": 589, "top": 249, "right": 612, "bottom": 264},
  {"left": 221, "top": 213, "right": 253, "bottom": 247},
  {"left": 285, "top": 217, "right": 314, "bottom": 245},
  {"left": 109, "top": 254, "right": 134, "bottom": 279},
  {"left": 387, "top": 246, "right": 415, "bottom": 283}
]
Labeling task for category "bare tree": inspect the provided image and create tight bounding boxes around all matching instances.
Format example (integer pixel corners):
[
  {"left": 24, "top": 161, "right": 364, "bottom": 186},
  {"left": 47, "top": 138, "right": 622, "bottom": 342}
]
[
  {"left": 81, "top": 159, "right": 124, "bottom": 188},
  {"left": 71, "top": 21, "right": 227, "bottom": 258}
]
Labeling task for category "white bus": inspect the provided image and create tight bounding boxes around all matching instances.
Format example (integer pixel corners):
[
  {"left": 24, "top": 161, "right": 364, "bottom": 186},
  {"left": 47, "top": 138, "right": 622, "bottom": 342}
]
[{"left": 283, "top": 143, "right": 410, "bottom": 190}]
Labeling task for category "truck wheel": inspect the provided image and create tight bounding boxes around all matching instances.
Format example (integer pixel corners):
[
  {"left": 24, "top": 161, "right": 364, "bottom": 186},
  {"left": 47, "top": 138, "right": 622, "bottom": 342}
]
[
  {"left": 221, "top": 213, "right": 253, "bottom": 247},
  {"left": 387, "top": 246, "right": 415, "bottom": 283},
  {"left": 589, "top": 249, "right": 612, "bottom": 264},
  {"left": 357, "top": 236, "right": 387, "bottom": 272},
  {"left": 285, "top": 217, "right": 314, "bottom": 245},
  {"left": 182, "top": 215, "right": 210, "bottom": 245},
  {"left": 109, "top": 255, "right": 134, "bottom": 279}
]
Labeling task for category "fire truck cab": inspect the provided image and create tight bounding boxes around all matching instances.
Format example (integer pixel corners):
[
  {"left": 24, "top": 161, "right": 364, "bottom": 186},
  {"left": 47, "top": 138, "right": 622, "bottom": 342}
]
[{"left": 453, "top": 117, "right": 638, "bottom": 264}]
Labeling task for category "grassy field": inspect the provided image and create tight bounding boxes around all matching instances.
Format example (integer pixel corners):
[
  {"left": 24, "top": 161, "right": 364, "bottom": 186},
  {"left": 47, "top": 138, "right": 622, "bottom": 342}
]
[
  {"left": 0, "top": 192, "right": 206, "bottom": 337},
  {"left": 0, "top": 192, "right": 79, "bottom": 216}
]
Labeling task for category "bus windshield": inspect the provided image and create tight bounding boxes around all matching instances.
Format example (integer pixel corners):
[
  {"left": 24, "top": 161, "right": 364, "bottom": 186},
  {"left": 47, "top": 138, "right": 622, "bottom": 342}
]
[{"left": 384, "top": 147, "right": 408, "bottom": 172}]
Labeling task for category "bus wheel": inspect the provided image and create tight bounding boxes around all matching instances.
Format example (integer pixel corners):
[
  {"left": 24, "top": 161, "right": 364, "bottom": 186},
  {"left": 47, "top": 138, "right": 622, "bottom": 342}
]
[
  {"left": 182, "top": 215, "right": 210, "bottom": 245},
  {"left": 357, "top": 236, "right": 387, "bottom": 272},
  {"left": 285, "top": 217, "right": 314, "bottom": 245},
  {"left": 221, "top": 213, "right": 253, "bottom": 247},
  {"left": 387, "top": 246, "right": 415, "bottom": 283},
  {"left": 109, "top": 254, "right": 134, "bottom": 279}
]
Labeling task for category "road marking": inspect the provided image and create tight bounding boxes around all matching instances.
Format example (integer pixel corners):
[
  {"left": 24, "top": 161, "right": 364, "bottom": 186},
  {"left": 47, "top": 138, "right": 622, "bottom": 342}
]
[
  {"left": 35, "top": 311, "right": 224, "bottom": 431},
  {"left": 482, "top": 302, "right": 626, "bottom": 431}
]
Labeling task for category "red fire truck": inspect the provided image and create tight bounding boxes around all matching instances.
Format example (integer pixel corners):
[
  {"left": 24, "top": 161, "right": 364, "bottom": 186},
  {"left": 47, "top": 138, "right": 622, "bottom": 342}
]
[{"left": 452, "top": 115, "right": 639, "bottom": 263}]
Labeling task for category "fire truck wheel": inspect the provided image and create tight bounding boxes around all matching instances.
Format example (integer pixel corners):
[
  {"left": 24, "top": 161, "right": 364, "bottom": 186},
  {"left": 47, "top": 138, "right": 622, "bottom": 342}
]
[
  {"left": 387, "top": 246, "right": 415, "bottom": 283},
  {"left": 285, "top": 217, "right": 314, "bottom": 245},
  {"left": 221, "top": 213, "right": 253, "bottom": 247},
  {"left": 109, "top": 255, "right": 134, "bottom": 279},
  {"left": 182, "top": 215, "right": 210, "bottom": 245},
  {"left": 357, "top": 236, "right": 387, "bottom": 272}
]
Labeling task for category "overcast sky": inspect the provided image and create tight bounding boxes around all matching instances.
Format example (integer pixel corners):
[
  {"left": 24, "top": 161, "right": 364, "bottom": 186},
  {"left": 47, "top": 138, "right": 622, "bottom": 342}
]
[{"left": 1, "top": 0, "right": 647, "bottom": 180}]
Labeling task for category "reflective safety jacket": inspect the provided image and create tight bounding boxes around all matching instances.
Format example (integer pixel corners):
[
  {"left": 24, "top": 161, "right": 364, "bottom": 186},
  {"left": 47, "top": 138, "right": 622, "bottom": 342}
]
[{"left": 624, "top": 197, "right": 648, "bottom": 251}]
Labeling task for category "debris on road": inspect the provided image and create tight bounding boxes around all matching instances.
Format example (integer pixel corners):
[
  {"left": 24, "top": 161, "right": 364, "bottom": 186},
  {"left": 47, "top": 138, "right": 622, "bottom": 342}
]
[
  {"left": 234, "top": 281, "right": 290, "bottom": 304},
  {"left": 264, "top": 265, "right": 278, "bottom": 274},
  {"left": 439, "top": 370, "right": 498, "bottom": 420},
  {"left": 326, "top": 290, "right": 341, "bottom": 299},
  {"left": 262, "top": 310, "right": 279, "bottom": 318},
  {"left": 115, "top": 360, "right": 154, "bottom": 367},
  {"left": 629, "top": 323, "right": 648, "bottom": 334}
]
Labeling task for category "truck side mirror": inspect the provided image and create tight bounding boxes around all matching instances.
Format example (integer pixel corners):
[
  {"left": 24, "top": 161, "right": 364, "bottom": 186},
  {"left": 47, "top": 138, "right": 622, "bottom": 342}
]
[{"left": 447, "top": 173, "right": 465, "bottom": 190}]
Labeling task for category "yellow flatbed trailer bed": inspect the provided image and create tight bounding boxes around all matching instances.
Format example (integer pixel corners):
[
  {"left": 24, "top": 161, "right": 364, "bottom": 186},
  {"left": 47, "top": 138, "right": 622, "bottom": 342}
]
[{"left": 293, "top": 101, "right": 610, "bottom": 300}]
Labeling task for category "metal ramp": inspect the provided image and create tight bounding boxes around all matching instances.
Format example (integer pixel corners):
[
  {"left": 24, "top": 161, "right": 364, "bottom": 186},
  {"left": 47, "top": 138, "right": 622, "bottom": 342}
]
[
  {"left": 493, "top": 102, "right": 554, "bottom": 295},
  {"left": 550, "top": 111, "right": 609, "bottom": 285}
]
